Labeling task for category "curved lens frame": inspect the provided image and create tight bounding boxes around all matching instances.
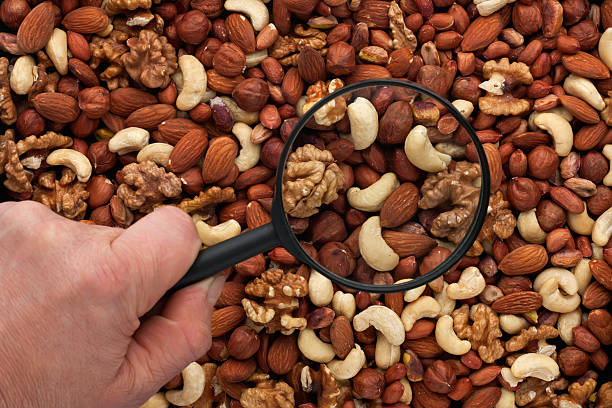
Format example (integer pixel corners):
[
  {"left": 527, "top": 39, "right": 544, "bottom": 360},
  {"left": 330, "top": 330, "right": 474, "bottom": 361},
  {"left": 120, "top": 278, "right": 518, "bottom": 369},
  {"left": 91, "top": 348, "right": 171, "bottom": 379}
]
[{"left": 272, "top": 79, "right": 491, "bottom": 293}]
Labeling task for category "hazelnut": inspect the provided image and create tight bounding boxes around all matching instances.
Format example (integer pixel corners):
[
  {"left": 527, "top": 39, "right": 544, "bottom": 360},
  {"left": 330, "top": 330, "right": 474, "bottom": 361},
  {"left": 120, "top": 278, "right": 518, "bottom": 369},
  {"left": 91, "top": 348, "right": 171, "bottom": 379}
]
[
  {"left": 227, "top": 326, "right": 260, "bottom": 360},
  {"left": 558, "top": 346, "right": 590, "bottom": 377},
  {"left": 326, "top": 42, "right": 357, "bottom": 76},
  {"left": 587, "top": 186, "right": 612, "bottom": 216},
  {"left": 451, "top": 76, "right": 481, "bottom": 104},
  {"left": 57, "top": 76, "right": 81, "bottom": 99},
  {"left": 213, "top": 42, "right": 246, "bottom": 77},
  {"left": 87, "top": 141, "right": 117, "bottom": 174},
  {"left": 178, "top": 167, "right": 204, "bottom": 195},
  {"left": 580, "top": 151, "right": 609, "bottom": 184},
  {"left": 189, "top": 103, "right": 212, "bottom": 124},
  {"left": 307, "top": 307, "right": 335, "bottom": 329},
  {"left": 353, "top": 368, "right": 385, "bottom": 400},
  {"left": 0, "top": 0, "right": 30, "bottom": 31},
  {"left": 310, "top": 211, "right": 347, "bottom": 245},
  {"left": 87, "top": 176, "right": 114, "bottom": 209},
  {"left": 318, "top": 241, "right": 356, "bottom": 277},
  {"left": 508, "top": 149, "right": 528, "bottom": 177},
  {"left": 90, "top": 205, "right": 113, "bottom": 227},
  {"left": 535, "top": 199, "right": 566, "bottom": 231},
  {"left": 78, "top": 86, "right": 110, "bottom": 119},
  {"left": 260, "top": 137, "right": 283, "bottom": 169},
  {"left": 232, "top": 78, "right": 270, "bottom": 112},
  {"left": 195, "top": 38, "right": 221, "bottom": 67},
  {"left": 16, "top": 109, "right": 45, "bottom": 137},
  {"left": 423, "top": 360, "right": 456, "bottom": 394},
  {"left": 528, "top": 145, "right": 559, "bottom": 179},
  {"left": 69, "top": 112, "right": 99, "bottom": 139},
  {"left": 507, "top": 177, "right": 541, "bottom": 211},
  {"left": 175, "top": 10, "right": 211, "bottom": 45}
]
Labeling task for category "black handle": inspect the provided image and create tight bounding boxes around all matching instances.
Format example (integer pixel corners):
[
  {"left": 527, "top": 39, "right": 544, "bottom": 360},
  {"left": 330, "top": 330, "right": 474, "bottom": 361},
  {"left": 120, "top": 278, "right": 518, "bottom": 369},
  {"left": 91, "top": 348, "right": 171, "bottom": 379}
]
[{"left": 170, "top": 222, "right": 280, "bottom": 292}]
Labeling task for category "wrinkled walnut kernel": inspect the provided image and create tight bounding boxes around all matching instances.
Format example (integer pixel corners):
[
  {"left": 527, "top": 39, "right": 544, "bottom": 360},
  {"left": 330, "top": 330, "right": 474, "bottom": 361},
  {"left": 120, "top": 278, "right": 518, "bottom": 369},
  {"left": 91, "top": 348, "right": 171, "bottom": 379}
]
[
  {"left": 240, "top": 380, "right": 295, "bottom": 408},
  {"left": 121, "top": 30, "right": 178, "bottom": 89},
  {"left": 116, "top": 161, "right": 182, "bottom": 212},
  {"left": 452, "top": 303, "right": 504, "bottom": 364}
]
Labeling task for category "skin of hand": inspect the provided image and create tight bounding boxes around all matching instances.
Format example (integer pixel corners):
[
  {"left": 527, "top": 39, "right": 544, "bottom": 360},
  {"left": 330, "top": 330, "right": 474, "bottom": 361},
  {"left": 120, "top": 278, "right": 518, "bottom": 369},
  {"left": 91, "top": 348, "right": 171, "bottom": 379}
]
[{"left": 0, "top": 201, "right": 225, "bottom": 408}]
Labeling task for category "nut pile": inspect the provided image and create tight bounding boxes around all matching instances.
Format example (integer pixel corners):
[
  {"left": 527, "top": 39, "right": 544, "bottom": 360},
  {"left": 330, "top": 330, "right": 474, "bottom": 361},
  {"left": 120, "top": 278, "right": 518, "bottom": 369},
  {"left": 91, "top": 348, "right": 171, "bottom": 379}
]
[{"left": 1, "top": 0, "right": 612, "bottom": 407}]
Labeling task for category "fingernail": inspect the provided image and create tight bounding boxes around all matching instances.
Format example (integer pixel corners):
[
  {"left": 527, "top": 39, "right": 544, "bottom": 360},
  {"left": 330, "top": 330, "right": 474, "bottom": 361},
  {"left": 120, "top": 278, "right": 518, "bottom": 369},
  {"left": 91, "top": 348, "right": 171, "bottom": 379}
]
[{"left": 197, "top": 274, "right": 226, "bottom": 306}]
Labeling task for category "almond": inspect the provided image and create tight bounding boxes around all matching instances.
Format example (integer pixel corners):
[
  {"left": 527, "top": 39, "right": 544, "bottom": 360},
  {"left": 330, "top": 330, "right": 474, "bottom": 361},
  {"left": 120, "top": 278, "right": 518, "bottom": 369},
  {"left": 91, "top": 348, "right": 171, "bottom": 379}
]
[
  {"left": 468, "top": 366, "right": 501, "bottom": 386},
  {"left": 16, "top": 1, "right": 55, "bottom": 53},
  {"left": 297, "top": 47, "right": 326, "bottom": 84},
  {"left": 573, "top": 121, "right": 608, "bottom": 151},
  {"left": 281, "top": 67, "right": 303, "bottom": 105},
  {"left": 491, "top": 291, "right": 543, "bottom": 313},
  {"left": 562, "top": 52, "right": 611, "bottom": 79},
  {"left": 227, "top": 326, "right": 260, "bottom": 360},
  {"left": 157, "top": 119, "right": 203, "bottom": 146},
  {"left": 498, "top": 244, "right": 548, "bottom": 275},
  {"left": 168, "top": 128, "right": 208, "bottom": 173},
  {"left": 346, "top": 64, "right": 392, "bottom": 84},
  {"left": 267, "top": 334, "right": 299, "bottom": 375},
  {"left": 217, "top": 358, "right": 257, "bottom": 382},
  {"left": 330, "top": 316, "right": 354, "bottom": 359},
  {"left": 412, "top": 381, "right": 450, "bottom": 408},
  {"left": 226, "top": 13, "right": 256, "bottom": 54},
  {"left": 558, "top": 95, "right": 601, "bottom": 124},
  {"left": 483, "top": 143, "right": 503, "bottom": 193},
  {"left": 211, "top": 305, "right": 246, "bottom": 337},
  {"left": 382, "top": 231, "right": 437, "bottom": 257},
  {"left": 201, "top": 136, "right": 239, "bottom": 183},
  {"left": 68, "top": 58, "right": 100, "bottom": 87},
  {"left": 125, "top": 104, "right": 177, "bottom": 130},
  {"left": 245, "top": 200, "right": 271, "bottom": 229},
  {"left": 61, "top": 6, "right": 109, "bottom": 34},
  {"left": 572, "top": 326, "right": 601, "bottom": 352},
  {"left": 207, "top": 69, "right": 245, "bottom": 95},
  {"left": 32, "top": 92, "right": 80, "bottom": 123},
  {"left": 380, "top": 182, "right": 419, "bottom": 228},
  {"left": 66, "top": 31, "right": 90, "bottom": 61},
  {"left": 402, "top": 337, "right": 443, "bottom": 358},
  {"left": 582, "top": 282, "right": 611, "bottom": 309},
  {"left": 589, "top": 260, "right": 612, "bottom": 290},
  {"left": 215, "top": 281, "right": 246, "bottom": 307},
  {"left": 461, "top": 9, "right": 507, "bottom": 52},
  {"left": 109, "top": 88, "right": 158, "bottom": 117},
  {"left": 354, "top": 0, "right": 390, "bottom": 28},
  {"left": 463, "top": 386, "right": 501, "bottom": 408},
  {"left": 511, "top": 132, "right": 551, "bottom": 150},
  {"left": 212, "top": 42, "right": 246, "bottom": 78},
  {"left": 549, "top": 186, "right": 585, "bottom": 213}
]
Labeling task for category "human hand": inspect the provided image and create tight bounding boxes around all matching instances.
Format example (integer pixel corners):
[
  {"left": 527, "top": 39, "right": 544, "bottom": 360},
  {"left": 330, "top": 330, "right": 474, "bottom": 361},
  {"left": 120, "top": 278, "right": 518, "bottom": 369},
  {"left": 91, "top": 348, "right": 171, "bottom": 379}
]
[{"left": 0, "top": 201, "right": 225, "bottom": 408}]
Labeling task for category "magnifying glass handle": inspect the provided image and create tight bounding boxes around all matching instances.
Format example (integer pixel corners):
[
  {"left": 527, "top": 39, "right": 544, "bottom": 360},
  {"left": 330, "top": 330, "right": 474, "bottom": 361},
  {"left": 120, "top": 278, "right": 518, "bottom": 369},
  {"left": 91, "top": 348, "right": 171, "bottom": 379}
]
[{"left": 170, "top": 222, "right": 281, "bottom": 292}]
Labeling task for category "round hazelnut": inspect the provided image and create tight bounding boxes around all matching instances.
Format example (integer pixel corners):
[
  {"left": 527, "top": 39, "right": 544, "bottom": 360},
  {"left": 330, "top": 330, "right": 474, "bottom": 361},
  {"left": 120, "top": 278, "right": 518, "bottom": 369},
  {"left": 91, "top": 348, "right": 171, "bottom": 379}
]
[
  {"left": 189, "top": 103, "right": 212, "bottom": 124},
  {"left": 195, "top": 38, "right": 221, "bottom": 67},
  {"left": 213, "top": 42, "right": 246, "bottom": 77},
  {"left": 69, "top": 112, "right": 99, "bottom": 139},
  {"left": 0, "top": 0, "right": 30, "bottom": 31},
  {"left": 326, "top": 42, "right": 357, "bottom": 76},
  {"left": 507, "top": 177, "right": 541, "bottom": 211},
  {"left": 309, "top": 211, "right": 347, "bottom": 245},
  {"left": 587, "top": 185, "right": 612, "bottom": 216},
  {"left": 260, "top": 137, "right": 283, "bottom": 169},
  {"left": 558, "top": 346, "right": 590, "bottom": 377},
  {"left": 232, "top": 78, "right": 270, "bottom": 112},
  {"left": 175, "top": 10, "right": 211, "bottom": 45},
  {"left": 318, "top": 241, "right": 356, "bottom": 277},
  {"left": 87, "top": 141, "right": 117, "bottom": 174},
  {"left": 528, "top": 145, "right": 559, "bottom": 179},
  {"left": 451, "top": 76, "right": 482, "bottom": 104},
  {"left": 16, "top": 109, "right": 45, "bottom": 137},
  {"left": 227, "top": 326, "right": 260, "bottom": 360},
  {"left": 423, "top": 360, "right": 456, "bottom": 394},
  {"left": 87, "top": 176, "right": 115, "bottom": 209},
  {"left": 78, "top": 86, "right": 110, "bottom": 119},
  {"left": 353, "top": 368, "right": 385, "bottom": 400},
  {"left": 508, "top": 149, "right": 527, "bottom": 177},
  {"left": 57, "top": 76, "right": 81, "bottom": 99},
  {"left": 178, "top": 167, "right": 204, "bottom": 195},
  {"left": 536, "top": 199, "right": 566, "bottom": 231},
  {"left": 90, "top": 205, "right": 113, "bottom": 227},
  {"left": 580, "top": 151, "right": 609, "bottom": 184},
  {"left": 71, "top": 138, "right": 89, "bottom": 156}
]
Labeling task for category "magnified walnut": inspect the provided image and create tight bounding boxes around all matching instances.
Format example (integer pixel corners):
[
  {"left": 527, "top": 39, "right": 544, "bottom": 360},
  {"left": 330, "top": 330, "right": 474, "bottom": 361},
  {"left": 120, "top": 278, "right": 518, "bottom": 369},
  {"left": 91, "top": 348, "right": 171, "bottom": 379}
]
[
  {"left": 419, "top": 161, "right": 481, "bottom": 245},
  {"left": 17, "top": 132, "right": 73, "bottom": 156},
  {"left": 302, "top": 79, "right": 347, "bottom": 127},
  {"left": 270, "top": 25, "right": 327, "bottom": 66},
  {"left": 116, "top": 160, "right": 182, "bottom": 213},
  {"left": 0, "top": 57, "right": 16, "bottom": 125},
  {"left": 388, "top": 1, "right": 417, "bottom": 51},
  {"left": 0, "top": 130, "right": 32, "bottom": 194},
  {"left": 121, "top": 29, "right": 178, "bottom": 89},
  {"left": 478, "top": 58, "right": 533, "bottom": 116},
  {"left": 178, "top": 187, "right": 236, "bottom": 213},
  {"left": 241, "top": 268, "right": 308, "bottom": 334},
  {"left": 33, "top": 169, "right": 89, "bottom": 219},
  {"left": 283, "top": 144, "right": 344, "bottom": 218},
  {"left": 452, "top": 303, "right": 504, "bottom": 363},
  {"left": 102, "top": 0, "right": 153, "bottom": 15},
  {"left": 505, "top": 325, "right": 559, "bottom": 352},
  {"left": 469, "top": 191, "right": 516, "bottom": 256},
  {"left": 515, "top": 377, "right": 568, "bottom": 407}
]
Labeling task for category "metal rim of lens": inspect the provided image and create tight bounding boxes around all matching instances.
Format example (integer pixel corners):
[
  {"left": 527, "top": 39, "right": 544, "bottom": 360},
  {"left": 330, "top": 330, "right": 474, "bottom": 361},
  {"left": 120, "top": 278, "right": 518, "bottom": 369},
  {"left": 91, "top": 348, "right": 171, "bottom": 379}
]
[{"left": 272, "top": 79, "right": 491, "bottom": 293}]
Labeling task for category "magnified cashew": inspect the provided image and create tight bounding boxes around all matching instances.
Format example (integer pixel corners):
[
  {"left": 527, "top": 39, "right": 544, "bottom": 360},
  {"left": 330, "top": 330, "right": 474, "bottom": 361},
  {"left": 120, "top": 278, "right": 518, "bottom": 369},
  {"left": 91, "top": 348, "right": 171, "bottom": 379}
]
[
  {"left": 534, "top": 268, "right": 581, "bottom": 313},
  {"left": 332, "top": 291, "right": 356, "bottom": 321},
  {"left": 516, "top": 209, "right": 547, "bottom": 244},
  {"left": 297, "top": 328, "right": 336, "bottom": 363},
  {"left": 246, "top": 50, "right": 269, "bottom": 68},
  {"left": 396, "top": 279, "right": 426, "bottom": 303},
  {"left": 528, "top": 107, "right": 573, "bottom": 130},
  {"left": 404, "top": 125, "right": 452, "bottom": 172},
  {"left": 400, "top": 296, "right": 441, "bottom": 332},
  {"left": 563, "top": 74, "right": 605, "bottom": 110},
  {"left": 176, "top": 55, "right": 207, "bottom": 111},
  {"left": 353, "top": 305, "right": 405, "bottom": 345},
  {"left": 399, "top": 378, "right": 412, "bottom": 404},
  {"left": 224, "top": 0, "right": 269, "bottom": 31},
  {"left": 108, "top": 127, "right": 150, "bottom": 155},
  {"left": 510, "top": 353, "right": 560, "bottom": 381},
  {"left": 557, "top": 308, "right": 581, "bottom": 345},
  {"left": 496, "top": 388, "right": 517, "bottom": 408},
  {"left": 533, "top": 113, "right": 573, "bottom": 157},
  {"left": 452, "top": 99, "right": 474, "bottom": 118},
  {"left": 309, "top": 270, "right": 334, "bottom": 306},
  {"left": 446, "top": 267, "right": 486, "bottom": 299},
  {"left": 232, "top": 122, "right": 260, "bottom": 171},
  {"left": 45, "top": 28, "right": 68, "bottom": 75},
  {"left": 567, "top": 204, "right": 595, "bottom": 235},
  {"left": 327, "top": 344, "right": 366, "bottom": 380},
  {"left": 499, "top": 314, "right": 529, "bottom": 334},
  {"left": 572, "top": 259, "right": 592, "bottom": 295},
  {"left": 347, "top": 172, "right": 399, "bottom": 212},
  {"left": 195, "top": 219, "right": 241, "bottom": 246},
  {"left": 9, "top": 55, "right": 36, "bottom": 95},
  {"left": 140, "top": 393, "right": 169, "bottom": 408},
  {"left": 220, "top": 96, "right": 259, "bottom": 125},
  {"left": 46, "top": 149, "right": 92, "bottom": 183},
  {"left": 435, "top": 315, "right": 471, "bottom": 355},
  {"left": 359, "top": 216, "right": 399, "bottom": 271},
  {"left": 375, "top": 332, "right": 401, "bottom": 369},
  {"left": 345, "top": 97, "right": 378, "bottom": 150},
  {"left": 136, "top": 143, "right": 173, "bottom": 168},
  {"left": 434, "top": 282, "right": 456, "bottom": 316},
  {"left": 165, "top": 362, "right": 205, "bottom": 406},
  {"left": 435, "top": 142, "right": 466, "bottom": 159}
]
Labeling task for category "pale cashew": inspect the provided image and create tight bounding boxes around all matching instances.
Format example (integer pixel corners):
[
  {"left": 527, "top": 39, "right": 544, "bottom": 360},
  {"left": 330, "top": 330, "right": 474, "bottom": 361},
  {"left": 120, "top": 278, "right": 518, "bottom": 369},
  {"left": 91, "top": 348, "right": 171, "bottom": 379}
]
[
  {"left": 165, "top": 362, "right": 205, "bottom": 406},
  {"left": 496, "top": 388, "right": 517, "bottom": 408},
  {"left": 297, "top": 328, "right": 335, "bottom": 363},
  {"left": 404, "top": 125, "right": 451, "bottom": 172},
  {"left": 435, "top": 142, "right": 466, "bottom": 159},
  {"left": 474, "top": 0, "right": 515, "bottom": 16},
  {"left": 136, "top": 143, "right": 173, "bottom": 168},
  {"left": 567, "top": 204, "right": 595, "bottom": 235},
  {"left": 359, "top": 216, "right": 399, "bottom": 271},
  {"left": 399, "top": 378, "right": 412, "bottom": 404},
  {"left": 332, "top": 291, "right": 356, "bottom": 321},
  {"left": 572, "top": 259, "right": 592, "bottom": 295},
  {"left": 528, "top": 107, "right": 573, "bottom": 130},
  {"left": 327, "top": 344, "right": 366, "bottom": 380},
  {"left": 345, "top": 97, "right": 378, "bottom": 150},
  {"left": 195, "top": 219, "right": 241, "bottom": 246},
  {"left": 140, "top": 393, "right": 169, "bottom": 408},
  {"left": 435, "top": 315, "right": 471, "bottom": 355},
  {"left": 400, "top": 296, "right": 440, "bottom": 332},
  {"left": 534, "top": 112, "right": 573, "bottom": 157},
  {"left": 592, "top": 243, "right": 604, "bottom": 260},
  {"left": 46, "top": 28, "right": 68, "bottom": 75},
  {"left": 396, "top": 278, "right": 426, "bottom": 303},
  {"left": 224, "top": 0, "right": 269, "bottom": 30},
  {"left": 353, "top": 305, "right": 405, "bottom": 345},
  {"left": 600, "top": 28, "right": 612, "bottom": 71},
  {"left": 452, "top": 99, "right": 474, "bottom": 118},
  {"left": 434, "top": 282, "right": 456, "bottom": 316},
  {"left": 499, "top": 314, "right": 529, "bottom": 334},
  {"left": 534, "top": 269, "right": 581, "bottom": 313},
  {"left": 108, "top": 127, "right": 150, "bottom": 155},
  {"left": 500, "top": 368, "right": 523, "bottom": 388},
  {"left": 516, "top": 209, "right": 547, "bottom": 244},
  {"left": 246, "top": 50, "right": 269, "bottom": 68},
  {"left": 375, "top": 332, "right": 401, "bottom": 369},
  {"left": 176, "top": 55, "right": 207, "bottom": 111},
  {"left": 347, "top": 172, "right": 399, "bottom": 212},
  {"left": 309, "top": 270, "right": 334, "bottom": 306},
  {"left": 46, "top": 149, "right": 92, "bottom": 183},
  {"left": 9, "top": 55, "right": 37, "bottom": 95},
  {"left": 594, "top": 207, "right": 612, "bottom": 247},
  {"left": 534, "top": 268, "right": 578, "bottom": 293},
  {"left": 295, "top": 96, "right": 307, "bottom": 118},
  {"left": 220, "top": 96, "right": 259, "bottom": 124},
  {"left": 510, "top": 353, "right": 560, "bottom": 381},
  {"left": 233, "top": 122, "right": 260, "bottom": 171},
  {"left": 563, "top": 74, "right": 605, "bottom": 110},
  {"left": 446, "top": 267, "right": 486, "bottom": 299},
  {"left": 603, "top": 145, "right": 612, "bottom": 187},
  {"left": 536, "top": 339, "right": 556, "bottom": 357},
  {"left": 557, "top": 308, "right": 581, "bottom": 345}
]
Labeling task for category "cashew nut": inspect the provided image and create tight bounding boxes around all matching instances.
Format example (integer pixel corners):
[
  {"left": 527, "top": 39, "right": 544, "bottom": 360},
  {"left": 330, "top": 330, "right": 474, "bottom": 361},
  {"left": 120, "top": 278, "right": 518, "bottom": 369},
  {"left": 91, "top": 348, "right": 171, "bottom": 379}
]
[
  {"left": 593, "top": 206, "right": 612, "bottom": 247},
  {"left": 347, "top": 172, "right": 399, "bottom": 212},
  {"left": 327, "top": 344, "right": 366, "bottom": 380},
  {"left": 46, "top": 149, "right": 92, "bottom": 183},
  {"left": 446, "top": 267, "right": 486, "bottom": 299},
  {"left": 563, "top": 74, "right": 605, "bottom": 110},
  {"left": 45, "top": 28, "right": 68, "bottom": 76},
  {"left": 435, "top": 142, "right": 466, "bottom": 159},
  {"left": 567, "top": 203, "right": 595, "bottom": 235},
  {"left": 399, "top": 378, "right": 412, "bottom": 404},
  {"left": 510, "top": 353, "right": 560, "bottom": 381},
  {"left": 359, "top": 216, "right": 399, "bottom": 271},
  {"left": 404, "top": 125, "right": 452, "bottom": 172},
  {"left": 232, "top": 122, "right": 261, "bottom": 171},
  {"left": 140, "top": 393, "right": 169, "bottom": 408},
  {"left": 592, "top": 243, "right": 604, "bottom": 260},
  {"left": 533, "top": 112, "right": 573, "bottom": 157},
  {"left": 108, "top": 127, "right": 150, "bottom": 155},
  {"left": 500, "top": 367, "right": 523, "bottom": 388},
  {"left": 474, "top": 0, "right": 515, "bottom": 16},
  {"left": 452, "top": 99, "right": 474, "bottom": 118},
  {"left": 375, "top": 332, "right": 401, "bottom": 369},
  {"left": 136, "top": 143, "right": 173, "bottom": 168},
  {"left": 557, "top": 308, "right": 581, "bottom": 345},
  {"left": 434, "top": 282, "right": 456, "bottom": 316},
  {"left": 534, "top": 268, "right": 581, "bottom": 313},
  {"left": 195, "top": 219, "right": 241, "bottom": 246},
  {"left": 516, "top": 209, "right": 547, "bottom": 244},
  {"left": 246, "top": 50, "right": 269, "bottom": 68},
  {"left": 602, "top": 145, "right": 612, "bottom": 187},
  {"left": 528, "top": 107, "right": 573, "bottom": 130},
  {"left": 176, "top": 55, "right": 207, "bottom": 111},
  {"left": 353, "top": 305, "right": 405, "bottom": 345},
  {"left": 332, "top": 291, "right": 356, "bottom": 321},
  {"left": 165, "top": 362, "right": 205, "bottom": 406},
  {"left": 600, "top": 28, "right": 612, "bottom": 71},
  {"left": 224, "top": 0, "right": 269, "bottom": 31},
  {"left": 345, "top": 97, "right": 378, "bottom": 150},
  {"left": 499, "top": 314, "right": 529, "bottom": 334},
  {"left": 297, "top": 328, "right": 336, "bottom": 363},
  {"left": 309, "top": 270, "right": 334, "bottom": 306},
  {"left": 400, "top": 296, "right": 440, "bottom": 332},
  {"left": 572, "top": 259, "right": 592, "bottom": 295},
  {"left": 9, "top": 55, "right": 37, "bottom": 95},
  {"left": 220, "top": 96, "right": 259, "bottom": 125},
  {"left": 435, "top": 315, "right": 471, "bottom": 355},
  {"left": 396, "top": 279, "right": 426, "bottom": 303},
  {"left": 295, "top": 96, "right": 307, "bottom": 118},
  {"left": 495, "top": 388, "right": 517, "bottom": 408}
]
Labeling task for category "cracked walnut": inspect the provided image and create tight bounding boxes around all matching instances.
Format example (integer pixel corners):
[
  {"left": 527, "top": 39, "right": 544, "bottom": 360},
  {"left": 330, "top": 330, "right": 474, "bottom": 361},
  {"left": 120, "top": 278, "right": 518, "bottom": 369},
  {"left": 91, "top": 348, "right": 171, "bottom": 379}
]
[
  {"left": 32, "top": 169, "right": 89, "bottom": 220},
  {"left": 452, "top": 303, "right": 504, "bottom": 364},
  {"left": 478, "top": 58, "right": 533, "bottom": 116},
  {"left": 121, "top": 30, "right": 178, "bottom": 89}
]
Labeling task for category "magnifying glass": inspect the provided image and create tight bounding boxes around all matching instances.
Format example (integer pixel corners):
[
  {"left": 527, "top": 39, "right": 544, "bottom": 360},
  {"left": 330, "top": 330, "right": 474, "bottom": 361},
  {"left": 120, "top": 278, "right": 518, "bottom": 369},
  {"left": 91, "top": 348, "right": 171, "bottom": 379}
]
[{"left": 172, "top": 79, "right": 490, "bottom": 294}]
